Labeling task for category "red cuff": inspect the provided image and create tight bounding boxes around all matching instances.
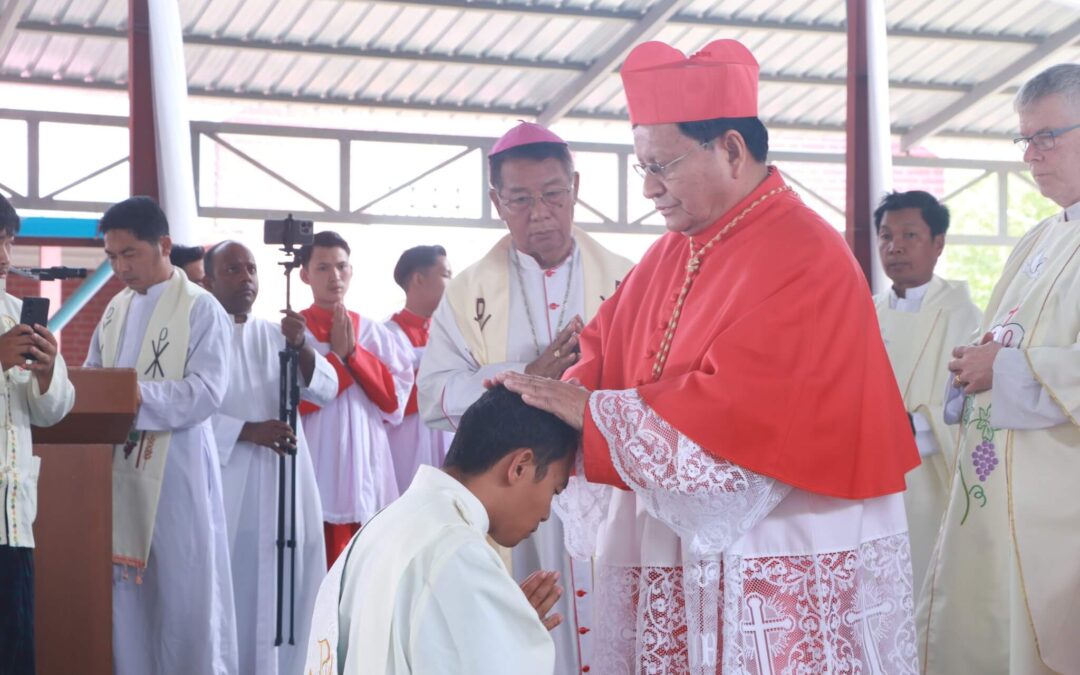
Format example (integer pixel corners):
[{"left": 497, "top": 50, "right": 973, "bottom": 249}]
[{"left": 582, "top": 402, "right": 629, "bottom": 489}]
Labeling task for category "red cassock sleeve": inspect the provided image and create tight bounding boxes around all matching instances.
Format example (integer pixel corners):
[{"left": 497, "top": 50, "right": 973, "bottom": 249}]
[
  {"left": 565, "top": 267, "right": 634, "bottom": 489},
  {"left": 345, "top": 338, "right": 399, "bottom": 415}
]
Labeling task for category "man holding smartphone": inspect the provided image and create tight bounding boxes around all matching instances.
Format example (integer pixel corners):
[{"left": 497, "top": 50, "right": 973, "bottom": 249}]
[{"left": 0, "top": 195, "right": 76, "bottom": 673}]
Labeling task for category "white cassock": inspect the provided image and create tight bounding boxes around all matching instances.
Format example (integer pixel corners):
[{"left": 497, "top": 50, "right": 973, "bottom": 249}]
[
  {"left": 384, "top": 312, "right": 454, "bottom": 494},
  {"left": 873, "top": 276, "right": 982, "bottom": 593},
  {"left": 85, "top": 284, "right": 238, "bottom": 675},
  {"left": 303, "top": 315, "right": 413, "bottom": 525},
  {"left": 303, "top": 465, "right": 554, "bottom": 675},
  {"left": 212, "top": 316, "right": 338, "bottom": 675},
  {"left": 420, "top": 244, "right": 594, "bottom": 675}
]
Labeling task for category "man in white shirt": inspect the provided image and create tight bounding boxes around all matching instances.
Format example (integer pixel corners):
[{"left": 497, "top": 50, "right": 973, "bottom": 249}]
[
  {"left": 205, "top": 240, "right": 339, "bottom": 675},
  {"left": 85, "top": 196, "right": 237, "bottom": 674},
  {"left": 0, "top": 195, "right": 75, "bottom": 673},
  {"left": 304, "top": 385, "right": 575, "bottom": 675},
  {"left": 872, "top": 190, "right": 981, "bottom": 593}
]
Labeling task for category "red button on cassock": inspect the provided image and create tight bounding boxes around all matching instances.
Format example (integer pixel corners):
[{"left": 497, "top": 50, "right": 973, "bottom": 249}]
[
  {"left": 576, "top": 589, "right": 587, "bottom": 597},
  {"left": 578, "top": 627, "right": 590, "bottom": 635},
  {"left": 549, "top": 302, "right": 559, "bottom": 310}
]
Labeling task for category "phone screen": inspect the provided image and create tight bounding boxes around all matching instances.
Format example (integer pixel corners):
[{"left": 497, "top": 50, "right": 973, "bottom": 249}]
[{"left": 18, "top": 297, "right": 50, "bottom": 362}]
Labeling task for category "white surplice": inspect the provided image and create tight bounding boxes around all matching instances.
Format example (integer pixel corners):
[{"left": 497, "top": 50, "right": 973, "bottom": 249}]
[
  {"left": 558, "top": 390, "right": 917, "bottom": 675},
  {"left": 304, "top": 318, "right": 413, "bottom": 524},
  {"left": 212, "top": 316, "right": 337, "bottom": 675},
  {"left": 419, "top": 244, "right": 594, "bottom": 675},
  {"left": 304, "top": 465, "right": 555, "bottom": 675},
  {"left": 384, "top": 316, "right": 454, "bottom": 494},
  {"left": 85, "top": 281, "right": 238, "bottom": 675}
]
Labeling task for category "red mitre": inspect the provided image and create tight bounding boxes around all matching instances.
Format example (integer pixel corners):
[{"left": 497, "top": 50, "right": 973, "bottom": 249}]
[
  {"left": 490, "top": 121, "right": 568, "bottom": 156},
  {"left": 621, "top": 39, "right": 759, "bottom": 124}
]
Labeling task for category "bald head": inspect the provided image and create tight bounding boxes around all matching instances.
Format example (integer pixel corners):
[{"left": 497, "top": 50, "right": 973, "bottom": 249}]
[{"left": 205, "top": 240, "right": 259, "bottom": 318}]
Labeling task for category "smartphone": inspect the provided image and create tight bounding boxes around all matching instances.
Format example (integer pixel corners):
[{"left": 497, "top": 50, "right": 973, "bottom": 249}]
[{"left": 19, "top": 297, "right": 49, "bottom": 362}]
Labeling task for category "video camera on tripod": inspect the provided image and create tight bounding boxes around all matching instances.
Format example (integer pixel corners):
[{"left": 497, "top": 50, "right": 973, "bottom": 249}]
[{"left": 263, "top": 214, "right": 314, "bottom": 648}]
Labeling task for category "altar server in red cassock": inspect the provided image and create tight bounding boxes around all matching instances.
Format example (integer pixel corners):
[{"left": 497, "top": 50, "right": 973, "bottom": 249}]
[{"left": 500, "top": 39, "right": 921, "bottom": 675}]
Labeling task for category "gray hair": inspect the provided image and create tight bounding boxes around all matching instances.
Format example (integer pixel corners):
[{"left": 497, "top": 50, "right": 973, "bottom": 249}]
[{"left": 1015, "top": 63, "right": 1080, "bottom": 110}]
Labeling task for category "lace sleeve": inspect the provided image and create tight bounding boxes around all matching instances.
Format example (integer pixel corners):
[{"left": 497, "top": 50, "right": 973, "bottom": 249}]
[
  {"left": 590, "top": 388, "right": 790, "bottom": 557},
  {"left": 552, "top": 453, "right": 613, "bottom": 560}
]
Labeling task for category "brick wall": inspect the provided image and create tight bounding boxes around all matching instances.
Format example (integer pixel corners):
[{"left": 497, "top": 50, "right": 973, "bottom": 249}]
[{"left": 6, "top": 274, "right": 124, "bottom": 366}]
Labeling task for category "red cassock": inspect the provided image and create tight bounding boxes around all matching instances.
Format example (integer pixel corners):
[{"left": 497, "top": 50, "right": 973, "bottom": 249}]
[
  {"left": 389, "top": 309, "right": 431, "bottom": 416},
  {"left": 568, "top": 168, "right": 919, "bottom": 498}
]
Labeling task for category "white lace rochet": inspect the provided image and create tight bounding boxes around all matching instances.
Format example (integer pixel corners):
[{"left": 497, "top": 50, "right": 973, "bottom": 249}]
[{"left": 555, "top": 389, "right": 918, "bottom": 675}]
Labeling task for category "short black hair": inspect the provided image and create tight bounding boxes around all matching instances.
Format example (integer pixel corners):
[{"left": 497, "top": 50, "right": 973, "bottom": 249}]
[
  {"left": 169, "top": 244, "right": 205, "bottom": 268},
  {"left": 873, "top": 190, "right": 950, "bottom": 236},
  {"left": 443, "top": 385, "right": 578, "bottom": 480},
  {"left": 99, "top": 196, "right": 169, "bottom": 242},
  {"left": 676, "top": 117, "right": 769, "bottom": 163},
  {"left": 298, "top": 230, "right": 351, "bottom": 267},
  {"left": 0, "top": 194, "right": 20, "bottom": 236},
  {"left": 202, "top": 240, "right": 237, "bottom": 281},
  {"left": 489, "top": 142, "right": 574, "bottom": 191},
  {"left": 393, "top": 245, "right": 447, "bottom": 290}
]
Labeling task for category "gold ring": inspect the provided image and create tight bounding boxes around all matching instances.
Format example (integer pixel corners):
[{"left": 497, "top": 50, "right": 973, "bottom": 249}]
[
  {"left": 553, "top": 348, "right": 562, "bottom": 358},
  {"left": 954, "top": 376, "right": 962, "bottom": 387}
]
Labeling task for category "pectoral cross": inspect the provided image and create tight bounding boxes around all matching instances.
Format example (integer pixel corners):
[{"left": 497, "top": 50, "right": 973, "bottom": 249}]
[
  {"left": 843, "top": 596, "right": 893, "bottom": 675},
  {"left": 742, "top": 594, "right": 794, "bottom": 675}
]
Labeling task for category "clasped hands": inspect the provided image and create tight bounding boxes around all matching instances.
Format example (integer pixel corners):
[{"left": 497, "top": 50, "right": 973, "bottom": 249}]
[{"left": 948, "top": 331, "right": 1003, "bottom": 395}]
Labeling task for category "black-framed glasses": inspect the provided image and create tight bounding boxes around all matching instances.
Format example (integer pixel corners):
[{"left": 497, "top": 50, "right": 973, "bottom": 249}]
[
  {"left": 498, "top": 186, "right": 574, "bottom": 213},
  {"left": 632, "top": 142, "right": 710, "bottom": 180},
  {"left": 1013, "top": 122, "right": 1080, "bottom": 152}
]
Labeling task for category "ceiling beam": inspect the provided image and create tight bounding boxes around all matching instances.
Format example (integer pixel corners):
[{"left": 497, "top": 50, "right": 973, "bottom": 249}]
[
  {"left": 15, "top": 20, "right": 975, "bottom": 94},
  {"left": 900, "top": 17, "right": 1080, "bottom": 151},
  {"left": 372, "top": 0, "right": 1045, "bottom": 44},
  {"left": 0, "top": 0, "right": 31, "bottom": 63},
  {"left": 537, "top": 0, "right": 692, "bottom": 126}
]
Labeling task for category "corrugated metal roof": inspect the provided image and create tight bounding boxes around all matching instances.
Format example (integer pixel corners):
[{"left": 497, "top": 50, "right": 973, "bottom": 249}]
[{"left": 4, "top": 0, "right": 1079, "bottom": 144}]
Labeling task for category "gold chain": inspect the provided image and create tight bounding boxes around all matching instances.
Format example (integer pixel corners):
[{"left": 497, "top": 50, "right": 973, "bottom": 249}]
[{"left": 651, "top": 185, "right": 792, "bottom": 381}]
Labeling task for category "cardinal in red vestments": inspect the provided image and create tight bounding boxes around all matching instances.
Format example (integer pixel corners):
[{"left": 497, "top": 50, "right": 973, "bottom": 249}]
[{"left": 500, "top": 39, "right": 920, "bottom": 675}]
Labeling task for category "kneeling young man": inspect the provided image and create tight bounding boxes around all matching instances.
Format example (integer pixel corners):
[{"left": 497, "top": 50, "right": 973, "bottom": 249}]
[{"left": 305, "top": 385, "right": 575, "bottom": 674}]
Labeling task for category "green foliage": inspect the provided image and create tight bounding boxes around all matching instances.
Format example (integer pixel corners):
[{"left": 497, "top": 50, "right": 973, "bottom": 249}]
[{"left": 936, "top": 170, "right": 1058, "bottom": 310}]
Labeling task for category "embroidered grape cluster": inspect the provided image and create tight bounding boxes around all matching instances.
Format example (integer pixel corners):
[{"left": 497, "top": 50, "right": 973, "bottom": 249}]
[{"left": 972, "top": 441, "right": 998, "bottom": 482}]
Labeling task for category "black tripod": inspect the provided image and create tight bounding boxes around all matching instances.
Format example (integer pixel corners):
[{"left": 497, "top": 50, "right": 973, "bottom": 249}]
[{"left": 274, "top": 250, "right": 302, "bottom": 647}]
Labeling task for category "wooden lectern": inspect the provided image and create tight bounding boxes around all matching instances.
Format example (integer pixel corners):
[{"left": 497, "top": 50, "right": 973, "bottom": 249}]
[{"left": 31, "top": 367, "right": 138, "bottom": 675}]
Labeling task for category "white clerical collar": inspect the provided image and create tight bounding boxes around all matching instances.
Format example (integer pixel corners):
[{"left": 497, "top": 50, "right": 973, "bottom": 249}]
[
  {"left": 511, "top": 240, "right": 577, "bottom": 273},
  {"left": 137, "top": 270, "right": 176, "bottom": 301},
  {"left": 414, "top": 465, "right": 490, "bottom": 535},
  {"left": 889, "top": 278, "right": 932, "bottom": 309},
  {"left": 1065, "top": 200, "right": 1080, "bottom": 222}
]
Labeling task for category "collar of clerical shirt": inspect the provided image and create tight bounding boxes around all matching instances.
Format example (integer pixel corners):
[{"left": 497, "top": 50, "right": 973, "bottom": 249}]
[
  {"left": 1065, "top": 200, "right": 1080, "bottom": 222},
  {"left": 510, "top": 239, "right": 578, "bottom": 274},
  {"left": 412, "top": 465, "right": 490, "bottom": 535},
  {"left": 888, "top": 278, "right": 932, "bottom": 313}
]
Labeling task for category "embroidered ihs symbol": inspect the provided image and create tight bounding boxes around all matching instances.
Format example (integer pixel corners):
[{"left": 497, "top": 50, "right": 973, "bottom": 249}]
[
  {"left": 474, "top": 298, "right": 491, "bottom": 332},
  {"left": 144, "top": 327, "right": 169, "bottom": 379}
]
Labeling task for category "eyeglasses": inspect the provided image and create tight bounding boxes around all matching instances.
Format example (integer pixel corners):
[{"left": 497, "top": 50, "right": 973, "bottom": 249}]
[
  {"left": 498, "top": 186, "right": 574, "bottom": 213},
  {"left": 632, "top": 143, "right": 709, "bottom": 180},
  {"left": 1013, "top": 122, "right": 1080, "bottom": 152}
]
